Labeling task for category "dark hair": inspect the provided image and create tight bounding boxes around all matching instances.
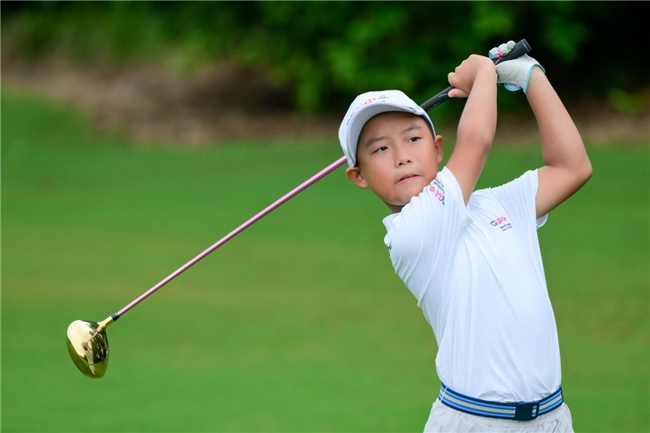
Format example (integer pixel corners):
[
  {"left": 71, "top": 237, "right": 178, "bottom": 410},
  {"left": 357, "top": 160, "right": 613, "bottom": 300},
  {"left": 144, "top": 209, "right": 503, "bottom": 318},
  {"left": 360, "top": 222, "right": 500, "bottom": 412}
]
[{"left": 420, "top": 115, "right": 436, "bottom": 138}]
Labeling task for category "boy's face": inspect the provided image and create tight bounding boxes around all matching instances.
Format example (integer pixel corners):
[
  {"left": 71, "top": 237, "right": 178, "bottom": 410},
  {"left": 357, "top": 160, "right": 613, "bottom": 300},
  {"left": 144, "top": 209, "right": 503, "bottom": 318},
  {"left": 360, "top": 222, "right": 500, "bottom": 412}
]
[{"left": 346, "top": 111, "right": 443, "bottom": 213}]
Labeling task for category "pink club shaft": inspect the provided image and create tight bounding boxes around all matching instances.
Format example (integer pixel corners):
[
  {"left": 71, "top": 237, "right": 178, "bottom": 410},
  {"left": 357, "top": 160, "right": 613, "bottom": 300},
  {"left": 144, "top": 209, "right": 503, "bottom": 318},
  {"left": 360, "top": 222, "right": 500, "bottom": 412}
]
[
  {"left": 115, "top": 155, "right": 348, "bottom": 318},
  {"left": 110, "top": 39, "right": 533, "bottom": 322}
]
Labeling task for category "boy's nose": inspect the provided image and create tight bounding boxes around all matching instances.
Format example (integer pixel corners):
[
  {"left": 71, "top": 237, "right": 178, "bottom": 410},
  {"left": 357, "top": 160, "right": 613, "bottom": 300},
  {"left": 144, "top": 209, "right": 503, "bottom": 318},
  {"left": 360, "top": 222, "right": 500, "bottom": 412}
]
[{"left": 395, "top": 149, "right": 412, "bottom": 166}]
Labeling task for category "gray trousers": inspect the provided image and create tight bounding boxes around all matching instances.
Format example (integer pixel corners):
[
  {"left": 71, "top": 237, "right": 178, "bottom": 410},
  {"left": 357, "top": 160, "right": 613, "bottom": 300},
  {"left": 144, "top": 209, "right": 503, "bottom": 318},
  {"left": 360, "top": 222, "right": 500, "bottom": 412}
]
[{"left": 424, "top": 400, "right": 574, "bottom": 433}]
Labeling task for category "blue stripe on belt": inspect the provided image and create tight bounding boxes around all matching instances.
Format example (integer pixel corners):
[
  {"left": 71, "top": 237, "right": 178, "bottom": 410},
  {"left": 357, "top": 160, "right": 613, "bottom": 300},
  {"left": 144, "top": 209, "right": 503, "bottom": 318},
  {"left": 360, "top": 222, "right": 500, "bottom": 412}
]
[{"left": 438, "top": 384, "right": 563, "bottom": 421}]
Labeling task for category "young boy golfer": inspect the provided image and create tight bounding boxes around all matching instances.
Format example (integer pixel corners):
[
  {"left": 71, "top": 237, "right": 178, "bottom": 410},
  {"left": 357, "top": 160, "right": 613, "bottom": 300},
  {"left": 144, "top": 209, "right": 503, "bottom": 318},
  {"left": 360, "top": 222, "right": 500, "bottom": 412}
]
[{"left": 338, "top": 41, "right": 592, "bottom": 432}]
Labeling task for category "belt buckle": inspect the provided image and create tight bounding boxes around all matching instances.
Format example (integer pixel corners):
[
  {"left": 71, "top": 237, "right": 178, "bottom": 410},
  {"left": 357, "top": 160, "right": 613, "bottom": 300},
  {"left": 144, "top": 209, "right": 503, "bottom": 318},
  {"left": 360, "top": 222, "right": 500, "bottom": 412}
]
[{"left": 514, "top": 401, "right": 539, "bottom": 421}]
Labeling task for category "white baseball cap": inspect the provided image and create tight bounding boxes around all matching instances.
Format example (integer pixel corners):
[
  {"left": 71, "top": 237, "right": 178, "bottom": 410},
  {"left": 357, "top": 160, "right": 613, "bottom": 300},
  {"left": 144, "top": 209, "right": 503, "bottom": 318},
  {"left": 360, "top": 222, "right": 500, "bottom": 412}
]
[{"left": 338, "top": 90, "right": 436, "bottom": 167}]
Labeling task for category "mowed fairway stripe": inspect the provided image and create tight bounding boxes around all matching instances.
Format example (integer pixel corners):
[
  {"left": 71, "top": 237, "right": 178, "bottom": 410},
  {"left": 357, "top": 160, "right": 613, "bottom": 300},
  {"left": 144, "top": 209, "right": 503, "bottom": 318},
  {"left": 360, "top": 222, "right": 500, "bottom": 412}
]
[{"left": 2, "top": 91, "right": 648, "bottom": 432}]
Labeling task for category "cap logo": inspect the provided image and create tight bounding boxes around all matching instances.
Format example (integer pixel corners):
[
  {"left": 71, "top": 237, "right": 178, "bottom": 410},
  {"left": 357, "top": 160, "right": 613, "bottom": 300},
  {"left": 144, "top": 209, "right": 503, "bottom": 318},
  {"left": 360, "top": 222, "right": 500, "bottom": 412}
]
[{"left": 346, "top": 94, "right": 390, "bottom": 126}]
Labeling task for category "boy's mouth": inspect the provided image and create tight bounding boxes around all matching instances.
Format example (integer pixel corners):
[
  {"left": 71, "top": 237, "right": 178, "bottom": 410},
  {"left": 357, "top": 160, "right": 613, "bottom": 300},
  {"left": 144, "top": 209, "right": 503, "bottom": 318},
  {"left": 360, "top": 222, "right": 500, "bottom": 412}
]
[{"left": 398, "top": 173, "right": 419, "bottom": 183}]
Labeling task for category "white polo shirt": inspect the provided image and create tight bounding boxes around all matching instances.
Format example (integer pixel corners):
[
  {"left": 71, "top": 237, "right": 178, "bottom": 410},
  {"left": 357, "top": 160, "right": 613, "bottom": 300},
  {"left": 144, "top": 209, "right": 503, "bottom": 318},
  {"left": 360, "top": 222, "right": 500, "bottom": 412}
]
[{"left": 383, "top": 167, "right": 561, "bottom": 403}]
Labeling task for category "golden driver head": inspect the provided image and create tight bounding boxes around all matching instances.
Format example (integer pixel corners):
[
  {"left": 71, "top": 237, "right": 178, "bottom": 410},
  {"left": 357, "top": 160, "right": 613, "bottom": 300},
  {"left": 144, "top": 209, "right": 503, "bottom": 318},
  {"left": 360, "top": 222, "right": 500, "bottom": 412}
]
[{"left": 66, "top": 319, "right": 110, "bottom": 378}]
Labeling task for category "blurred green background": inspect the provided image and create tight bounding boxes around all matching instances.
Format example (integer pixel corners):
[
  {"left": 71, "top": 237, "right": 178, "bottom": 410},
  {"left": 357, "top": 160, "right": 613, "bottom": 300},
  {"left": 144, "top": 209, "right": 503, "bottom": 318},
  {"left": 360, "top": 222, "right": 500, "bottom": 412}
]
[{"left": 2, "top": 2, "right": 648, "bottom": 432}]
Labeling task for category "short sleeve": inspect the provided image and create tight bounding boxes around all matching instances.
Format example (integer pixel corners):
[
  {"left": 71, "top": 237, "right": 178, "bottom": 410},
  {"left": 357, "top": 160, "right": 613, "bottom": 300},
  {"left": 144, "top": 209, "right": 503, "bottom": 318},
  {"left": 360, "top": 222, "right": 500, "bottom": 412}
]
[
  {"left": 383, "top": 167, "right": 472, "bottom": 301},
  {"left": 486, "top": 170, "right": 547, "bottom": 230}
]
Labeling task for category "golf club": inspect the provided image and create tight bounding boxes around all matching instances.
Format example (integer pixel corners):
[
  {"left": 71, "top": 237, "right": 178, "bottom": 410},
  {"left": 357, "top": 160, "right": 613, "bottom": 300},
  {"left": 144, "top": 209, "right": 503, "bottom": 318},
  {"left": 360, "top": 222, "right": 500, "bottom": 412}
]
[{"left": 66, "top": 39, "right": 532, "bottom": 378}]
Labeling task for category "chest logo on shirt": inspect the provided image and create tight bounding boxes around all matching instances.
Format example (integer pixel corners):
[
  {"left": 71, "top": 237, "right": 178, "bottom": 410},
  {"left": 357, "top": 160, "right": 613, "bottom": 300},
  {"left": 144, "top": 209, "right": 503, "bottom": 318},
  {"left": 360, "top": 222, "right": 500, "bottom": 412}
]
[
  {"left": 490, "top": 216, "right": 513, "bottom": 231},
  {"left": 428, "top": 179, "right": 445, "bottom": 205}
]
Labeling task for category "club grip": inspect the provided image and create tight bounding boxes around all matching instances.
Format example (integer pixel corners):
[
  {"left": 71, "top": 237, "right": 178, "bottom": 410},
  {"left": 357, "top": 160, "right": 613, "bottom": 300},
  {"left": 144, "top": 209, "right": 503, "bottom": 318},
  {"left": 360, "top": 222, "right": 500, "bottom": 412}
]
[
  {"left": 420, "top": 39, "right": 531, "bottom": 111},
  {"left": 494, "top": 39, "right": 531, "bottom": 65}
]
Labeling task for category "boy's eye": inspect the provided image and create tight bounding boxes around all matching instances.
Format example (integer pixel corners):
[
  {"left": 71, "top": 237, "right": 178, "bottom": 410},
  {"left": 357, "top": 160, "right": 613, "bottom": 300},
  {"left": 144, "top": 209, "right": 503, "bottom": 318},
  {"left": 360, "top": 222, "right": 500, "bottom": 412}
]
[
  {"left": 408, "top": 136, "right": 421, "bottom": 143},
  {"left": 373, "top": 146, "right": 389, "bottom": 154}
]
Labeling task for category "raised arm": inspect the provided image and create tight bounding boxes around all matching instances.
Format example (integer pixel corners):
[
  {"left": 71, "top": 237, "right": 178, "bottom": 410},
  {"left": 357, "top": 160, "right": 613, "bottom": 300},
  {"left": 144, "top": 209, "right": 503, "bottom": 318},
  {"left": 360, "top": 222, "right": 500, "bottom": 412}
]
[
  {"left": 446, "top": 55, "right": 498, "bottom": 204},
  {"left": 526, "top": 68, "right": 593, "bottom": 218}
]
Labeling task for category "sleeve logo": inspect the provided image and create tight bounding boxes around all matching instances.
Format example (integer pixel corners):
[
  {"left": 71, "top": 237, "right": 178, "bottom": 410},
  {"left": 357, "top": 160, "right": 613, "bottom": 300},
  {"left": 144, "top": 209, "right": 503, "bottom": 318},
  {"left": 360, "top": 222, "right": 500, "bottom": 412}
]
[{"left": 428, "top": 178, "right": 445, "bottom": 205}]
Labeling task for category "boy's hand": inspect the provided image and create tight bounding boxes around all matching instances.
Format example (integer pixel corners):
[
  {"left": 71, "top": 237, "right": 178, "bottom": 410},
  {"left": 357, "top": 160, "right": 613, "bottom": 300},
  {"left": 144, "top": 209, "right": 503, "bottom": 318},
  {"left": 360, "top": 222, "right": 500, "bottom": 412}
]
[
  {"left": 447, "top": 55, "right": 496, "bottom": 98},
  {"left": 490, "top": 40, "right": 545, "bottom": 94}
]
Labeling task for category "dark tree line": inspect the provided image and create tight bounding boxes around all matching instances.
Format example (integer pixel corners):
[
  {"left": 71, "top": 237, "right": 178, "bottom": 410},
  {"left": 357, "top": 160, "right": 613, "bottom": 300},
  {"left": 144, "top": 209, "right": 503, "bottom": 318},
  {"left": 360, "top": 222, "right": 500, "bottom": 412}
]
[{"left": 2, "top": 1, "right": 648, "bottom": 115}]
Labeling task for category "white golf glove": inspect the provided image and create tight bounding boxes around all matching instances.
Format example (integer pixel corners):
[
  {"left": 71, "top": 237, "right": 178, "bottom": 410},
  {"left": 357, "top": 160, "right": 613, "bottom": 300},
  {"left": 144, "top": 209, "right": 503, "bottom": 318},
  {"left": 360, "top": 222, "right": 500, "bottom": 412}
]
[{"left": 489, "top": 40, "right": 545, "bottom": 94}]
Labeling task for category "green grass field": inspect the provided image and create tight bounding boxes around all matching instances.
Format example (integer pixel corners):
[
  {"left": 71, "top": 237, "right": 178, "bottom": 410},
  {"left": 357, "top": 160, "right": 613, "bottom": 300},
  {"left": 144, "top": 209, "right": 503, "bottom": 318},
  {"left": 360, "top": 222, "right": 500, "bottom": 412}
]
[{"left": 2, "top": 91, "right": 648, "bottom": 432}]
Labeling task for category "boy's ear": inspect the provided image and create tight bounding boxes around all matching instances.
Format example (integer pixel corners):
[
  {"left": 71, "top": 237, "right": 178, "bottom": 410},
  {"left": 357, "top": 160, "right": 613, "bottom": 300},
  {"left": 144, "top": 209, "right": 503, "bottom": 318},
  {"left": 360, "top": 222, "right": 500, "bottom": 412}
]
[
  {"left": 345, "top": 166, "right": 370, "bottom": 189},
  {"left": 434, "top": 135, "right": 444, "bottom": 164}
]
